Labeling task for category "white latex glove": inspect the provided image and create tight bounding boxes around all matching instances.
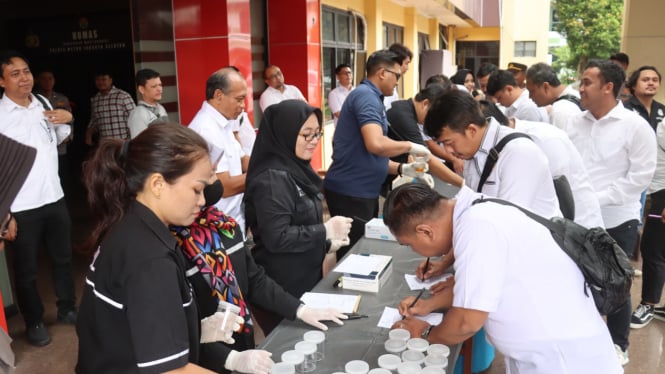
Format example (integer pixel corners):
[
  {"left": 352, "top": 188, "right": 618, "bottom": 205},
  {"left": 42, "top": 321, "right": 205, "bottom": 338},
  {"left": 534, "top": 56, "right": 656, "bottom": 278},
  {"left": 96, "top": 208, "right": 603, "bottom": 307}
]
[
  {"left": 200, "top": 312, "right": 244, "bottom": 344},
  {"left": 401, "top": 162, "right": 429, "bottom": 178},
  {"left": 225, "top": 349, "right": 274, "bottom": 374},
  {"left": 415, "top": 173, "right": 435, "bottom": 188},
  {"left": 409, "top": 142, "right": 431, "bottom": 161},
  {"left": 296, "top": 305, "right": 347, "bottom": 331},
  {"left": 329, "top": 237, "right": 350, "bottom": 253},
  {"left": 324, "top": 216, "right": 353, "bottom": 240}
]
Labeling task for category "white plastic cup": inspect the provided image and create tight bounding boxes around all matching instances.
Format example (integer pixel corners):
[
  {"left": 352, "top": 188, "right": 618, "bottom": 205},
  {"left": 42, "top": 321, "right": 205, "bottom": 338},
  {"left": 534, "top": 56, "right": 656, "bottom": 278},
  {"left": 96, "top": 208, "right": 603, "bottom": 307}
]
[
  {"left": 378, "top": 353, "right": 402, "bottom": 371},
  {"left": 345, "top": 360, "right": 370, "bottom": 374},
  {"left": 423, "top": 354, "right": 448, "bottom": 369},
  {"left": 271, "top": 362, "right": 296, "bottom": 374},
  {"left": 396, "top": 362, "right": 422, "bottom": 374},
  {"left": 413, "top": 154, "right": 427, "bottom": 175},
  {"left": 281, "top": 350, "right": 305, "bottom": 374},
  {"left": 406, "top": 338, "right": 429, "bottom": 353},
  {"left": 420, "top": 367, "right": 445, "bottom": 374},
  {"left": 389, "top": 328, "right": 411, "bottom": 342},
  {"left": 294, "top": 341, "right": 317, "bottom": 372},
  {"left": 401, "top": 350, "right": 425, "bottom": 365},
  {"left": 368, "top": 369, "right": 392, "bottom": 374},
  {"left": 216, "top": 301, "right": 241, "bottom": 336},
  {"left": 303, "top": 330, "right": 326, "bottom": 361},
  {"left": 384, "top": 338, "right": 407, "bottom": 353},
  {"left": 426, "top": 344, "right": 450, "bottom": 358}
]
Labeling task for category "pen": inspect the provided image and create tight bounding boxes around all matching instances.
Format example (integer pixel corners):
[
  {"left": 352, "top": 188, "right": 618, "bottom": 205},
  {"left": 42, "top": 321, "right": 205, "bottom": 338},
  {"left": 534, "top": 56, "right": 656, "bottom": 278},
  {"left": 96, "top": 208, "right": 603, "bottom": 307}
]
[
  {"left": 648, "top": 214, "right": 662, "bottom": 219},
  {"left": 422, "top": 257, "right": 430, "bottom": 282},
  {"left": 353, "top": 216, "right": 369, "bottom": 224},
  {"left": 344, "top": 313, "right": 369, "bottom": 320},
  {"left": 402, "top": 288, "right": 425, "bottom": 320}
]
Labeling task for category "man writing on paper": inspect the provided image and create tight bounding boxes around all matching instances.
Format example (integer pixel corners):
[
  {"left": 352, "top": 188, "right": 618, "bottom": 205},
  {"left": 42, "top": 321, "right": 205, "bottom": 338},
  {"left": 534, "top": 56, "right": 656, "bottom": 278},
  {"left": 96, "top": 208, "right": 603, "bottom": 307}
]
[{"left": 384, "top": 183, "right": 621, "bottom": 373}]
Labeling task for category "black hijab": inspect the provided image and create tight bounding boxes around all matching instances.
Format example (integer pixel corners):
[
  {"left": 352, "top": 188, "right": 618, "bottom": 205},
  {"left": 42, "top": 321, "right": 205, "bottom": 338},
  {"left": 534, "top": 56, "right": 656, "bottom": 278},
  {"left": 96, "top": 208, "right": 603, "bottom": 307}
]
[{"left": 246, "top": 100, "right": 323, "bottom": 198}]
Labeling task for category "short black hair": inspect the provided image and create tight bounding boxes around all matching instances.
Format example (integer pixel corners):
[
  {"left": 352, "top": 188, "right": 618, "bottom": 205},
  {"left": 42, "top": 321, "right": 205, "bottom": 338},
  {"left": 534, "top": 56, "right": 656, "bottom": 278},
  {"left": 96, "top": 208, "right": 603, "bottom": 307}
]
[
  {"left": 626, "top": 66, "right": 662, "bottom": 94},
  {"left": 425, "top": 74, "right": 452, "bottom": 89},
  {"left": 335, "top": 64, "right": 351, "bottom": 74},
  {"left": 476, "top": 63, "right": 498, "bottom": 79},
  {"left": 584, "top": 59, "right": 626, "bottom": 98},
  {"left": 451, "top": 69, "right": 475, "bottom": 85},
  {"left": 366, "top": 49, "right": 400, "bottom": 77},
  {"left": 424, "top": 89, "right": 487, "bottom": 139},
  {"left": 609, "top": 52, "right": 629, "bottom": 66},
  {"left": 486, "top": 70, "right": 517, "bottom": 96},
  {"left": 94, "top": 69, "right": 113, "bottom": 79},
  {"left": 205, "top": 67, "right": 241, "bottom": 99},
  {"left": 388, "top": 43, "right": 413, "bottom": 64},
  {"left": 263, "top": 64, "right": 279, "bottom": 79},
  {"left": 478, "top": 100, "right": 509, "bottom": 127},
  {"left": 135, "top": 68, "right": 160, "bottom": 86},
  {"left": 526, "top": 63, "right": 561, "bottom": 87},
  {"left": 383, "top": 183, "right": 446, "bottom": 237},
  {"left": 414, "top": 83, "right": 448, "bottom": 103},
  {"left": 0, "top": 50, "right": 29, "bottom": 76}
]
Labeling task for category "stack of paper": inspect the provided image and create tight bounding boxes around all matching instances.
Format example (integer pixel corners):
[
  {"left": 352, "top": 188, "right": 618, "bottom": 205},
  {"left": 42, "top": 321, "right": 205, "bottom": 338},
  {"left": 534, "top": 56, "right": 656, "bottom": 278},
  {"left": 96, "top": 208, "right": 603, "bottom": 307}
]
[{"left": 334, "top": 254, "right": 393, "bottom": 293}]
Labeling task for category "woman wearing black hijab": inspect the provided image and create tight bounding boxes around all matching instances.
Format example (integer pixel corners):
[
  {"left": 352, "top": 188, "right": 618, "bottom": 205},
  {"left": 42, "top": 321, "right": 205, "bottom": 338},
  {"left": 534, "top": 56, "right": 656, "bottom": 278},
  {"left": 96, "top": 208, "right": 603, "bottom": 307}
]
[{"left": 244, "top": 100, "right": 351, "bottom": 335}]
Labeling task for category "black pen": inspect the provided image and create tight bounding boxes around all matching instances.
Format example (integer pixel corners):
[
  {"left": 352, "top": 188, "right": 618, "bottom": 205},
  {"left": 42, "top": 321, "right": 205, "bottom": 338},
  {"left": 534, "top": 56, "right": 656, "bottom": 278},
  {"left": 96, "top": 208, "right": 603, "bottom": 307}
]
[
  {"left": 353, "top": 215, "right": 369, "bottom": 224},
  {"left": 422, "top": 257, "right": 430, "bottom": 282},
  {"left": 402, "top": 288, "right": 425, "bottom": 320},
  {"left": 344, "top": 313, "right": 369, "bottom": 320}
]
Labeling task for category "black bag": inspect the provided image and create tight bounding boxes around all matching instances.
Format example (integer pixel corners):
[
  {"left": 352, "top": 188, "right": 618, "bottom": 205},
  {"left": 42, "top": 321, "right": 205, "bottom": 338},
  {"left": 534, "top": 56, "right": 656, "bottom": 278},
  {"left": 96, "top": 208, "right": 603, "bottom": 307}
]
[
  {"left": 473, "top": 197, "right": 634, "bottom": 315},
  {"left": 554, "top": 94, "right": 584, "bottom": 111}
]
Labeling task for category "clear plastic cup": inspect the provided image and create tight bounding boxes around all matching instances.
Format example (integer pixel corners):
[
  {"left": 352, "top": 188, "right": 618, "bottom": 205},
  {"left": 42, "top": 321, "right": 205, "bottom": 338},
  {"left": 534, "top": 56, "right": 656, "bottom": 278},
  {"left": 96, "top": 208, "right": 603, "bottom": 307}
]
[
  {"left": 294, "top": 341, "right": 317, "bottom": 372},
  {"left": 368, "top": 369, "right": 392, "bottom": 374},
  {"left": 413, "top": 154, "right": 428, "bottom": 175},
  {"left": 426, "top": 344, "right": 450, "bottom": 358},
  {"left": 216, "top": 301, "right": 241, "bottom": 336},
  {"left": 378, "top": 353, "right": 402, "bottom": 371},
  {"left": 396, "top": 362, "right": 422, "bottom": 374},
  {"left": 345, "top": 360, "right": 370, "bottom": 374},
  {"left": 420, "top": 367, "right": 445, "bottom": 374},
  {"left": 401, "top": 350, "right": 425, "bottom": 365},
  {"left": 303, "top": 330, "right": 325, "bottom": 361},
  {"left": 423, "top": 354, "right": 448, "bottom": 369},
  {"left": 406, "top": 338, "right": 429, "bottom": 353},
  {"left": 384, "top": 338, "right": 407, "bottom": 353},
  {"left": 271, "top": 362, "right": 295, "bottom": 374},
  {"left": 281, "top": 350, "right": 305, "bottom": 374},
  {"left": 389, "top": 328, "right": 411, "bottom": 342}
]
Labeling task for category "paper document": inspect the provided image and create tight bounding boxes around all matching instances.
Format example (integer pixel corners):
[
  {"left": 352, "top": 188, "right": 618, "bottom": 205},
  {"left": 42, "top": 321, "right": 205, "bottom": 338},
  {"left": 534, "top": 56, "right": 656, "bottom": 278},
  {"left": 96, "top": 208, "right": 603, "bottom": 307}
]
[
  {"left": 300, "top": 292, "right": 361, "bottom": 314},
  {"left": 377, "top": 306, "right": 443, "bottom": 328},
  {"left": 404, "top": 273, "right": 453, "bottom": 291},
  {"left": 334, "top": 254, "right": 387, "bottom": 276}
]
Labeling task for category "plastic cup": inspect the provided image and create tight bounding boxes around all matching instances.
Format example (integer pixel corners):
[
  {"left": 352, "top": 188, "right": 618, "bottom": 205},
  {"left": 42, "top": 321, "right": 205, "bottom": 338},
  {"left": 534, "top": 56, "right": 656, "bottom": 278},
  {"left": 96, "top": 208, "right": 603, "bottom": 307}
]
[
  {"left": 426, "top": 344, "right": 450, "bottom": 358},
  {"left": 401, "top": 350, "right": 425, "bottom": 365},
  {"left": 378, "top": 353, "right": 402, "bottom": 371},
  {"left": 420, "top": 367, "right": 445, "bottom": 374},
  {"left": 294, "top": 341, "right": 317, "bottom": 372},
  {"left": 271, "top": 362, "right": 295, "bottom": 374},
  {"left": 216, "top": 301, "right": 241, "bottom": 336},
  {"left": 423, "top": 355, "right": 448, "bottom": 369},
  {"left": 368, "top": 369, "right": 392, "bottom": 374},
  {"left": 413, "top": 154, "right": 427, "bottom": 175},
  {"left": 389, "top": 328, "right": 411, "bottom": 342},
  {"left": 406, "top": 338, "right": 429, "bottom": 353},
  {"left": 384, "top": 338, "right": 407, "bottom": 353},
  {"left": 281, "top": 350, "right": 305, "bottom": 374},
  {"left": 303, "top": 330, "right": 325, "bottom": 361},
  {"left": 396, "top": 362, "right": 422, "bottom": 374},
  {"left": 345, "top": 360, "right": 370, "bottom": 374}
]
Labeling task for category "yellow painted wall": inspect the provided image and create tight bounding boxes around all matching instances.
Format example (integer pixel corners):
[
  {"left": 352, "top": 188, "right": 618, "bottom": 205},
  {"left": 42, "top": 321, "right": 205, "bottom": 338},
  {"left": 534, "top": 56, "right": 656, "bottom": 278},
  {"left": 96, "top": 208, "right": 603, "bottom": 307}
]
[
  {"left": 454, "top": 26, "right": 500, "bottom": 41},
  {"left": 499, "top": 0, "right": 550, "bottom": 68},
  {"left": 622, "top": 0, "right": 665, "bottom": 102}
]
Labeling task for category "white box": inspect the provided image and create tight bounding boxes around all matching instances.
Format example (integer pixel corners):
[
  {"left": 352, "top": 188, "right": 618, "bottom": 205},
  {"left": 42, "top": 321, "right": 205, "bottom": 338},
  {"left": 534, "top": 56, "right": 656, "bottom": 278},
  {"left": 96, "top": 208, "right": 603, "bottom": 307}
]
[
  {"left": 365, "top": 218, "right": 396, "bottom": 241},
  {"left": 339, "top": 254, "right": 393, "bottom": 293}
]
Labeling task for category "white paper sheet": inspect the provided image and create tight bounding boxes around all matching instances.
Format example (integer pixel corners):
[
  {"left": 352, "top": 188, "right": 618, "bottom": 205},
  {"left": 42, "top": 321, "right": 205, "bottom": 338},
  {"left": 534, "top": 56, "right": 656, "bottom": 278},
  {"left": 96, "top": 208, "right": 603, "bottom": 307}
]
[
  {"left": 404, "top": 273, "right": 453, "bottom": 290},
  {"left": 333, "top": 254, "right": 386, "bottom": 276},
  {"left": 377, "top": 306, "right": 443, "bottom": 328},
  {"left": 300, "top": 292, "right": 361, "bottom": 314}
]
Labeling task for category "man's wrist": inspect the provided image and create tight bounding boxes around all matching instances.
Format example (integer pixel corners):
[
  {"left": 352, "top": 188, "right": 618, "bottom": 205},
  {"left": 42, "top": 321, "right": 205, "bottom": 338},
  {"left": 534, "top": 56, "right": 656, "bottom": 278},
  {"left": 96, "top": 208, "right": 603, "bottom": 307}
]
[
  {"left": 398, "top": 163, "right": 403, "bottom": 176},
  {"left": 421, "top": 325, "right": 433, "bottom": 340}
]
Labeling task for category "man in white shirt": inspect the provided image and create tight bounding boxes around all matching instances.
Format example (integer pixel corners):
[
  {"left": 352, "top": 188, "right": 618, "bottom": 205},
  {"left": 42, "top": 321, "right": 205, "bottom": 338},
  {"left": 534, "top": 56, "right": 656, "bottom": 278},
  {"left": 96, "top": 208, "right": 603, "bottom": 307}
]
[
  {"left": 385, "top": 183, "right": 621, "bottom": 374},
  {"left": 259, "top": 65, "right": 306, "bottom": 112},
  {"left": 0, "top": 50, "right": 77, "bottom": 347},
  {"left": 128, "top": 68, "right": 169, "bottom": 138},
  {"left": 189, "top": 67, "right": 250, "bottom": 233},
  {"left": 328, "top": 64, "right": 354, "bottom": 126},
  {"left": 487, "top": 70, "right": 548, "bottom": 122},
  {"left": 567, "top": 59, "right": 657, "bottom": 365},
  {"left": 526, "top": 62, "right": 583, "bottom": 131},
  {"left": 424, "top": 90, "right": 560, "bottom": 218}
]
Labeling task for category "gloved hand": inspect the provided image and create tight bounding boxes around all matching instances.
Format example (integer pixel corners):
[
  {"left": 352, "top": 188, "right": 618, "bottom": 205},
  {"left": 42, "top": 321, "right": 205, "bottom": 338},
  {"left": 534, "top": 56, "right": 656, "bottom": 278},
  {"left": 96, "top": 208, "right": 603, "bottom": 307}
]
[
  {"left": 296, "top": 305, "right": 347, "bottom": 330},
  {"left": 415, "top": 173, "right": 435, "bottom": 188},
  {"left": 408, "top": 142, "right": 431, "bottom": 161},
  {"left": 225, "top": 349, "right": 274, "bottom": 374},
  {"left": 324, "top": 216, "right": 353, "bottom": 240},
  {"left": 200, "top": 312, "right": 244, "bottom": 344},
  {"left": 401, "top": 162, "right": 429, "bottom": 177},
  {"left": 329, "top": 237, "right": 350, "bottom": 253}
]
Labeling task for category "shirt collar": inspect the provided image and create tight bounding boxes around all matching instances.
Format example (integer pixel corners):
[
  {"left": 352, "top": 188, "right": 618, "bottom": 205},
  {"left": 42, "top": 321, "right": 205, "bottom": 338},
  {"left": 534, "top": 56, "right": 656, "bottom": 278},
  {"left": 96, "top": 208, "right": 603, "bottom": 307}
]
[
  {"left": 360, "top": 78, "right": 384, "bottom": 100},
  {"left": 0, "top": 93, "right": 42, "bottom": 111},
  {"left": 583, "top": 100, "right": 627, "bottom": 122},
  {"left": 129, "top": 200, "right": 178, "bottom": 250},
  {"left": 201, "top": 101, "right": 231, "bottom": 128},
  {"left": 453, "top": 185, "right": 484, "bottom": 223}
]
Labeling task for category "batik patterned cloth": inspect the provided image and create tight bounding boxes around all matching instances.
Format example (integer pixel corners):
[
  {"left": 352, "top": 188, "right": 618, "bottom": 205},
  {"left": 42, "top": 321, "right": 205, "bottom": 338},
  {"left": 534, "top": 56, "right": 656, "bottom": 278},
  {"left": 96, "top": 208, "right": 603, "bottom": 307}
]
[{"left": 172, "top": 206, "right": 253, "bottom": 335}]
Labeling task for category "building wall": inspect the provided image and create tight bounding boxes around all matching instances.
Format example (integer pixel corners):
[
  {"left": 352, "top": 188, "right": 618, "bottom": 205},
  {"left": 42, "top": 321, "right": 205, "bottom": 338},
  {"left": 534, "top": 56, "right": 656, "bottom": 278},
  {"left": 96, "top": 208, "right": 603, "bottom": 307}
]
[
  {"left": 622, "top": 0, "right": 665, "bottom": 102},
  {"left": 498, "top": 0, "right": 550, "bottom": 69}
]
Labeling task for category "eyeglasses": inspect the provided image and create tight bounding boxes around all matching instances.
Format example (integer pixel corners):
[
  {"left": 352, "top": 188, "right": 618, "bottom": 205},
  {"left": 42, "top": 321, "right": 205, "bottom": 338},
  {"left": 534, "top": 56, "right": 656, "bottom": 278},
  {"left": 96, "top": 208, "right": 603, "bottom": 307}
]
[
  {"left": 299, "top": 131, "right": 324, "bottom": 142},
  {"left": 384, "top": 68, "right": 402, "bottom": 81}
]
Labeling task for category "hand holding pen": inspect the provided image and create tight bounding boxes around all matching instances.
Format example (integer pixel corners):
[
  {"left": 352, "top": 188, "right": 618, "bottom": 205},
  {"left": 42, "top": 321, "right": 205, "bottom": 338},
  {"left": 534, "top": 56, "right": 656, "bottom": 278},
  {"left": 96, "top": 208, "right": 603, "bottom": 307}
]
[{"left": 400, "top": 288, "right": 425, "bottom": 320}]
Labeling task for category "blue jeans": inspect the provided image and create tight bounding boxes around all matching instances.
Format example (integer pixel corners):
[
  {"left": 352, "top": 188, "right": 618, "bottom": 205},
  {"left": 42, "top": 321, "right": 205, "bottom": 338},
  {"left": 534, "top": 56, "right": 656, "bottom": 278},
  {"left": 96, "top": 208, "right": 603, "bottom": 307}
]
[{"left": 605, "top": 219, "right": 639, "bottom": 351}]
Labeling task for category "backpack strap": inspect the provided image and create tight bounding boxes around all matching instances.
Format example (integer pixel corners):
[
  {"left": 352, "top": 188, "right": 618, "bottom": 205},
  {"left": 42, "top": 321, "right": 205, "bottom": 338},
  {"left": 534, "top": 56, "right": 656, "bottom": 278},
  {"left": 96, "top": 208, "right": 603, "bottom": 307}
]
[
  {"left": 33, "top": 94, "right": 53, "bottom": 110},
  {"left": 554, "top": 94, "right": 583, "bottom": 110},
  {"left": 477, "top": 132, "right": 531, "bottom": 192},
  {"left": 472, "top": 197, "right": 560, "bottom": 234}
]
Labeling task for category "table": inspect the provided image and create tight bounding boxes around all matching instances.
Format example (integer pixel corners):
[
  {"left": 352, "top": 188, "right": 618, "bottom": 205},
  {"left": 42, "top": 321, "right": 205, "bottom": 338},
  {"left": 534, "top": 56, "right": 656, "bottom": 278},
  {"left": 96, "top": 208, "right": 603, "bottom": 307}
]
[{"left": 257, "top": 237, "right": 461, "bottom": 373}]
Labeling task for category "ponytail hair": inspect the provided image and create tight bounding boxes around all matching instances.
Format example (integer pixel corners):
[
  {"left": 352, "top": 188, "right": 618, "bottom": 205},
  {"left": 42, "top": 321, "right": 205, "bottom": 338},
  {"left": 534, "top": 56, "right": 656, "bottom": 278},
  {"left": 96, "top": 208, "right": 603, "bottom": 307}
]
[{"left": 83, "top": 123, "right": 209, "bottom": 249}]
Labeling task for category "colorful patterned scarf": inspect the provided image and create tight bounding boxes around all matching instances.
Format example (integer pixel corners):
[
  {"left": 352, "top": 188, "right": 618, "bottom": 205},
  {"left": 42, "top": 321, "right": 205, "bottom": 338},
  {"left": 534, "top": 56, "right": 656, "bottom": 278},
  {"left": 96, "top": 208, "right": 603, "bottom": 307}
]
[{"left": 172, "top": 206, "right": 252, "bottom": 335}]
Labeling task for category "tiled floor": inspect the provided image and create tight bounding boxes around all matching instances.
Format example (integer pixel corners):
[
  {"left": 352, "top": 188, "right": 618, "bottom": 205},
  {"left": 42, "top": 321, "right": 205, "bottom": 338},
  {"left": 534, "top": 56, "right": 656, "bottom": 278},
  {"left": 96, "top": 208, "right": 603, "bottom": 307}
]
[{"left": 5, "top": 176, "right": 665, "bottom": 373}]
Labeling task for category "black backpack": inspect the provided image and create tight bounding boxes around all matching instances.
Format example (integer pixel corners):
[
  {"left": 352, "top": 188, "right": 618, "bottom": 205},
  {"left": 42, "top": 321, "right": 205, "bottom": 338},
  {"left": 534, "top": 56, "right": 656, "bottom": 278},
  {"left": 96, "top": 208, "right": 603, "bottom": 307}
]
[
  {"left": 473, "top": 197, "right": 634, "bottom": 315},
  {"left": 554, "top": 94, "right": 584, "bottom": 111}
]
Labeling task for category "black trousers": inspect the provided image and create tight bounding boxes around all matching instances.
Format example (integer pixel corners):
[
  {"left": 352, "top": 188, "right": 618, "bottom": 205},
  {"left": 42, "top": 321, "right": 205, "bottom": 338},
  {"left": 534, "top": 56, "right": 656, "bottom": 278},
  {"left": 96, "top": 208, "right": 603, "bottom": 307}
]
[
  {"left": 324, "top": 189, "right": 379, "bottom": 261},
  {"left": 11, "top": 198, "right": 76, "bottom": 325},
  {"left": 641, "top": 189, "right": 665, "bottom": 304}
]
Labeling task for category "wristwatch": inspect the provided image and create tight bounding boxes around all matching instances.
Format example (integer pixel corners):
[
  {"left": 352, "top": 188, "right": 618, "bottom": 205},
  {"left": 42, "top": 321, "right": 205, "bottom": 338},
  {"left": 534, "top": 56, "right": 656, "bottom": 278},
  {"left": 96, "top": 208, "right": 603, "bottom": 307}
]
[{"left": 421, "top": 325, "right": 433, "bottom": 340}]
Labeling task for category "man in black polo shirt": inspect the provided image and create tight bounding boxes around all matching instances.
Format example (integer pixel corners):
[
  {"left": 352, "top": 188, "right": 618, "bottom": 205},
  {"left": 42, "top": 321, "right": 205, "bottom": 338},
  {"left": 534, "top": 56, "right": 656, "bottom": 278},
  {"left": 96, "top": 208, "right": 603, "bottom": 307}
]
[{"left": 624, "top": 65, "right": 665, "bottom": 130}]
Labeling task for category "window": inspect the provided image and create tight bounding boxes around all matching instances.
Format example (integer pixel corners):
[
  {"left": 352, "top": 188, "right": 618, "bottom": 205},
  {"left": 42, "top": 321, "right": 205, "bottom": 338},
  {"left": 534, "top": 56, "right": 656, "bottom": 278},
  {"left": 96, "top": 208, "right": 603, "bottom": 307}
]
[
  {"left": 514, "top": 41, "right": 537, "bottom": 57},
  {"left": 382, "top": 22, "right": 405, "bottom": 96}
]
